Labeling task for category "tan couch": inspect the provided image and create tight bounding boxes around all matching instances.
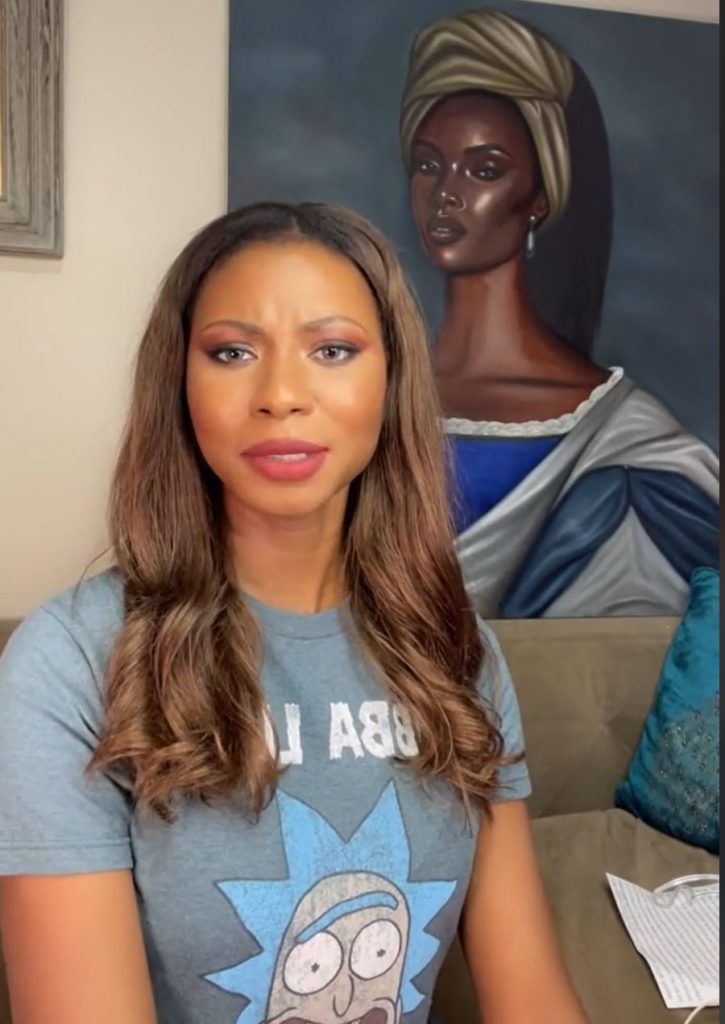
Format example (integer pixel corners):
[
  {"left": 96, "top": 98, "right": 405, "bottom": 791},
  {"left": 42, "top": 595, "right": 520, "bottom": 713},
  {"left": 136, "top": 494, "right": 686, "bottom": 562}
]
[
  {"left": 0, "top": 617, "right": 719, "bottom": 1024},
  {"left": 433, "top": 617, "right": 719, "bottom": 1024}
]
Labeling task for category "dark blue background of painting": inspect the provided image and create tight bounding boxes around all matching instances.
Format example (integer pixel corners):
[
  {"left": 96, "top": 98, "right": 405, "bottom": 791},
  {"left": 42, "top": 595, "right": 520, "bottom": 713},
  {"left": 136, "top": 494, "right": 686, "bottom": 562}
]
[{"left": 228, "top": 0, "right": 718, "bottom": 450}]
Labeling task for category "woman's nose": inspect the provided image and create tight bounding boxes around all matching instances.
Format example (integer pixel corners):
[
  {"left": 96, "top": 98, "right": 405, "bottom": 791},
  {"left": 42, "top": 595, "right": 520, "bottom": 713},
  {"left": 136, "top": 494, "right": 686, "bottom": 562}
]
[
  {"left": 252, "top": 358, "right": 312, "bottom": 419},
  {"left": 434, "top": 177, "right": 464, "bottom": 213}
]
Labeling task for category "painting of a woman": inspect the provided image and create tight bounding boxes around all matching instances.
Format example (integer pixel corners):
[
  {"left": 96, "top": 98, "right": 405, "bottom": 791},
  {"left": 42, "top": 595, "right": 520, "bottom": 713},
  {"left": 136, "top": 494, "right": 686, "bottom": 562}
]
[{"left": 400, "top": 9, "right": 719, "bottom": 619}]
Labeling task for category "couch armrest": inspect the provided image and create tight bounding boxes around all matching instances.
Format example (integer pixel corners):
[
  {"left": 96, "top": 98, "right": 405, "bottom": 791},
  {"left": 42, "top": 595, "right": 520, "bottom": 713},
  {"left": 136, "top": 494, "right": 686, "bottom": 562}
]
[{"left": 489, "top": 617, "right": 678, "bottom": 819}]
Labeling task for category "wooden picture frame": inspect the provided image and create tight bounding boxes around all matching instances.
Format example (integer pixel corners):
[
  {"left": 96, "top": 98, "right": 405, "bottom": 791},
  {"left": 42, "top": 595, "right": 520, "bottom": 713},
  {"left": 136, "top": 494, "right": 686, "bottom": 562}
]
[{"left": 0, "top": 0, "right": 63, "bottom": 256}]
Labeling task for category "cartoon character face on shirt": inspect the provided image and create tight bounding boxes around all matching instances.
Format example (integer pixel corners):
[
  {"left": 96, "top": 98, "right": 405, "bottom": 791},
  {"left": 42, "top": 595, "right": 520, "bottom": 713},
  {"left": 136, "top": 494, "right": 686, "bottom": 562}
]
[
  {"left": 206, "top": 783, "right": 458, "bottom": 1023},
  {"left": 265, "top": 872, "right": 408, "bottom": 1024}
]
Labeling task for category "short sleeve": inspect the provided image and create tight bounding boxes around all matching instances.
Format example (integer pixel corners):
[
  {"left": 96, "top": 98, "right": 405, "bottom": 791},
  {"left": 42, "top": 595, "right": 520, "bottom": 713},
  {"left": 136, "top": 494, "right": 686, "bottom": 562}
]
[
  {"left": 476, "top": 619, "right": 532, "bottom": 803},
  {"left": 0, "top": 606, "right": 133, "bottom": 875}
]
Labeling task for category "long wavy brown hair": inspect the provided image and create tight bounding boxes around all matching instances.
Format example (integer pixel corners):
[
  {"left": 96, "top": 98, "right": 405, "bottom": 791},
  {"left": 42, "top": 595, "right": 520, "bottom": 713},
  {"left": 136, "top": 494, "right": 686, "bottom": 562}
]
[{"left": 90, "top": 201, "right": 517, "bottom": 820}]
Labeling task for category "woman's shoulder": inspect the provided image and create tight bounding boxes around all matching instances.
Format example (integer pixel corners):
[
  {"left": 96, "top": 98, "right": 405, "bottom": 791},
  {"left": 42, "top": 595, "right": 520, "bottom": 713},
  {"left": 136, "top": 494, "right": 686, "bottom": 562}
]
[
  {"left": 473, "top": 615, "right": 531, "bottom": 794},
  {"left": 1, "top": 568, "right": 125, "bottom": 695},
  {"left": 24, "top": 567, "right": 124, "bottom": 640},
  {"left": 587, "top": 381, "right": 719, "bottom": 489},
  {"left": 473, "top": 615, "right": 514, "bottom": 696},
  {"left": 474, "top": 615, "right": 505, "bottom": 659}
]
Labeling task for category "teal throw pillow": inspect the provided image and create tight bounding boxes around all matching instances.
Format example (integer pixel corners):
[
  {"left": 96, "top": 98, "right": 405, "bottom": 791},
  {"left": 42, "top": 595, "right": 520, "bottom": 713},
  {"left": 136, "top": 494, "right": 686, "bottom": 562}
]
[{"left": 615, "top": 567, "right": 719, "bottom": 853}]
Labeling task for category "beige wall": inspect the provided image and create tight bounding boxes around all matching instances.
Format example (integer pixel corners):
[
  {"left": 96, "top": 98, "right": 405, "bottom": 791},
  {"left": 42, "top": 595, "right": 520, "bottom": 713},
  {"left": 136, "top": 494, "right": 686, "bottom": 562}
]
[
  {"left": 0, "top": 1, "right": 228, "bottom": 617},
  {"left": 0, "top": 0, "right": 717, "bottom": 618}
]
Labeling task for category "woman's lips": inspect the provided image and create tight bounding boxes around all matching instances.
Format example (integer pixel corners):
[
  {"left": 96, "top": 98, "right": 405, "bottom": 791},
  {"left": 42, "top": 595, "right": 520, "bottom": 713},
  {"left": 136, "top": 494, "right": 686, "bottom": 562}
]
[
  {"left": 427, "top": 216, "right": 466, "bottom": 245},
  {"left": 241, "top": 439, "right": 328, "bottom": 483}
]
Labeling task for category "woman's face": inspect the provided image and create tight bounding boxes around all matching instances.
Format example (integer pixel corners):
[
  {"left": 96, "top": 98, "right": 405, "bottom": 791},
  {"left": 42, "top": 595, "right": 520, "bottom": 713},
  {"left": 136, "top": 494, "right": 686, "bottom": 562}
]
[
  {"left": 409, "top": 91, "right": 548, "bottom": 275},
  {"left": 186, "top": 240, "right": 387, "bottom": 527}
]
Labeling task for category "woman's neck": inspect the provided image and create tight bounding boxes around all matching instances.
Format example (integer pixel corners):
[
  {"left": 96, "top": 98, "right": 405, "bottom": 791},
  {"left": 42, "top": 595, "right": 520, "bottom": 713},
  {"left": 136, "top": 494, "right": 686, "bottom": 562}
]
[
  {"left": 431, "top": 255, "right": 608, "bottom": 423},
  {"left": 225, "top": 494, "right": 346, "bottom": 614},
  {"left": 433, "top": 256, "right": 563, "bottom": 380}
]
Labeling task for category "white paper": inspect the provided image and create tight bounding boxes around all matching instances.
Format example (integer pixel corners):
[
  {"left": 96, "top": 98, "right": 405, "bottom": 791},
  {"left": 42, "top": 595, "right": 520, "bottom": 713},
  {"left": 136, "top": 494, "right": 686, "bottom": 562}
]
[{"left": 606, "top": 873, "right": 719, "bottom": 1010}]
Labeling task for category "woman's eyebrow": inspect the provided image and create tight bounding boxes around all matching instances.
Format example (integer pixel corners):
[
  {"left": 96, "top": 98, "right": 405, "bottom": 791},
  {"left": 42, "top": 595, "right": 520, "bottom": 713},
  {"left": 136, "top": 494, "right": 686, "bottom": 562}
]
[
  {"left": 464, "top": 143, "right": 512, "bottom": 158},
  {"left": 301, "top": 315, "right": 369, "bottom": 333},
  {"left": 412, "top": 138, "right": 443, "bottom": 157},
  {"left": 199, "top": 318, "right": 266, "bottom": 336},
  {"left": 198, "top": 316, "right": 370, "bottom": 336}
]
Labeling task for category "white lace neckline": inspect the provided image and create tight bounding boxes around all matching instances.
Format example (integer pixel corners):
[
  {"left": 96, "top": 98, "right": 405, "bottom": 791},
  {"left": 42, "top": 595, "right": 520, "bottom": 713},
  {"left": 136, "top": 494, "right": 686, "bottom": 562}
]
[{"left": 444, "top": 367, "right": 624, "bottom": 438}]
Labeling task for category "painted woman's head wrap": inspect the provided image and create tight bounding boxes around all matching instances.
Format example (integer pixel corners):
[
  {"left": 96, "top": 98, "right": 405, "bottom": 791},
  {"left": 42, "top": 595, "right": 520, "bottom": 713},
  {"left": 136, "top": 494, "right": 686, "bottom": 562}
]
[{"left": 400, "top": 10, "right": 575, "bottom": 224}]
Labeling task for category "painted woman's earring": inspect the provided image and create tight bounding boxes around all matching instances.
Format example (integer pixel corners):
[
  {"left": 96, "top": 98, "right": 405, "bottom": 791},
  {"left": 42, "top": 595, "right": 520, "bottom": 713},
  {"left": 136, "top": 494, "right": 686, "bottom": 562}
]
[{"left": 525, "top": 215, "right": 537, "bottom": 259}]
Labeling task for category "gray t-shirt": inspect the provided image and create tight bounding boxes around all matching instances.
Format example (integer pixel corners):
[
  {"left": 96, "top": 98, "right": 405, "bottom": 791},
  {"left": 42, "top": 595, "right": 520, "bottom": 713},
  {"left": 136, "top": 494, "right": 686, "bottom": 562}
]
[{"left": 0, "top": 570, "right": 530, "bottom": 1024}]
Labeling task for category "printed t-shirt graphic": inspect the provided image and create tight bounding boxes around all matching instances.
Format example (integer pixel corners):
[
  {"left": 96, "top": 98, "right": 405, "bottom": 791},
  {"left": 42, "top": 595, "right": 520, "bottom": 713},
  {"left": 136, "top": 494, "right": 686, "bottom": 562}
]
[{"left": 207, "top": 782, "right": 456, "bottom": 1023}]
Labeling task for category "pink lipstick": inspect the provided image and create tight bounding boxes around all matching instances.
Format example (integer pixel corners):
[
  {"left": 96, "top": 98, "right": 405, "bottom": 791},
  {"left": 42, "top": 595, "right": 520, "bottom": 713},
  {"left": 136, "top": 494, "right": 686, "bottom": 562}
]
[{"left": 241, "top": 439, "right": 328, "bottom": 483}]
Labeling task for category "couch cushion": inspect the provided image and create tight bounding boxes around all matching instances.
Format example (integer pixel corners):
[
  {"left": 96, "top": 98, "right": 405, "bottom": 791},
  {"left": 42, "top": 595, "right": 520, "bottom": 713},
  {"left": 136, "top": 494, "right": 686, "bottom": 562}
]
[
  {"left": 533, "top": 808, "right": 719, "bottom": 1024},
  {"left": 490, "top": 618, "right": 678, "bottom": 818},
  {"left": 616, "top": 568, "right": 720, "bottom": 853},
  {"left": 432, "top": 809, "right": 719, "bottom": 1024}
]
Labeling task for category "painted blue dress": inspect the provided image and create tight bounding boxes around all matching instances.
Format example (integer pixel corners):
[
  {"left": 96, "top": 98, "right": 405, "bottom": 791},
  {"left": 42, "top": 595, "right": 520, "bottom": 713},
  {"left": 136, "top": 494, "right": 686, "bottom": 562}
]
[
  {"left": 445, "top": 368, "right": 719, "bottom": 619},
  {"left": 448, "top": 435, "right": 561, "bottom": 535}
]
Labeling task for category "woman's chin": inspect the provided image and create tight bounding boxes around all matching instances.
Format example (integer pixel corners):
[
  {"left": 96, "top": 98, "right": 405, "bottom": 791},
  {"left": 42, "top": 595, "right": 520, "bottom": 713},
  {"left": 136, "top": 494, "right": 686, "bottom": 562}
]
[{"left": 226, "top": 487, "right": 346, "bottom": 527}]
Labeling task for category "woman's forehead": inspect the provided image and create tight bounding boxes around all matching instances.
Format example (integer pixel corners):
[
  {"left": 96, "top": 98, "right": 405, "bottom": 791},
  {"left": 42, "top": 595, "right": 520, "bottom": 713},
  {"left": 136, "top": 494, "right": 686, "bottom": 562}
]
[
  {"left": 416, "top": 92, "right": 533, "bottom": 154},
  {"left": 191, "top": 241, "right": 382, "bottom": 333}
]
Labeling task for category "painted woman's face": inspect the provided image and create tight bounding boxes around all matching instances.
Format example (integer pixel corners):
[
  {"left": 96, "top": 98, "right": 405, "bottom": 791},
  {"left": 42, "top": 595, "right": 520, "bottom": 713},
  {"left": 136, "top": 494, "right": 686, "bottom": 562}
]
[
  {"left": 409, "top": 91, "right": 548, "bottom": 275},
  {"left": 186, "top": 241, "right": 387, "bottom": 528}
]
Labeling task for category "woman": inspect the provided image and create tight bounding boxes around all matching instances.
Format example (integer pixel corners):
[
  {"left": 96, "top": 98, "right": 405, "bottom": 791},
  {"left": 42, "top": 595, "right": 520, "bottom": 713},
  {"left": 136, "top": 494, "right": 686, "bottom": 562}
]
[
  {"left": 400, "top": 9, "right": 719, "bottom": 619},
  {"left": 0, "top": 203, "right": 587, "bottom": 1023}
]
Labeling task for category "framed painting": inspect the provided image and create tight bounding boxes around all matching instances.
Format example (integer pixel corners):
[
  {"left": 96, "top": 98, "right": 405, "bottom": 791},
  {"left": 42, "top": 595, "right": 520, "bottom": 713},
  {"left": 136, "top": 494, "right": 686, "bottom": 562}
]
[
  {"left": 228, "top": 0, "right": 719, "bottom": 620},
  {"left": 0, "top": 0, "right": 63, "bottom": 256}
]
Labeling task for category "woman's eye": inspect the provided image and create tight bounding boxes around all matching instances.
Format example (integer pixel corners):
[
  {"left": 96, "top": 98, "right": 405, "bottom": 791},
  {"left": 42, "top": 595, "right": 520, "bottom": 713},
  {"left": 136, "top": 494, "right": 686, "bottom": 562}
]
[
  {"left": 211, "top": 346, "right": 254, "bottom": 364},
  {"left": 472, "top": 166, "right": 504, "bottom": 182},
  {"left": 413, "top": 158, "right": 439, "bottom": 176},
  {"left": 313, "top": 343, "right": 358, "bottom": 364}
]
